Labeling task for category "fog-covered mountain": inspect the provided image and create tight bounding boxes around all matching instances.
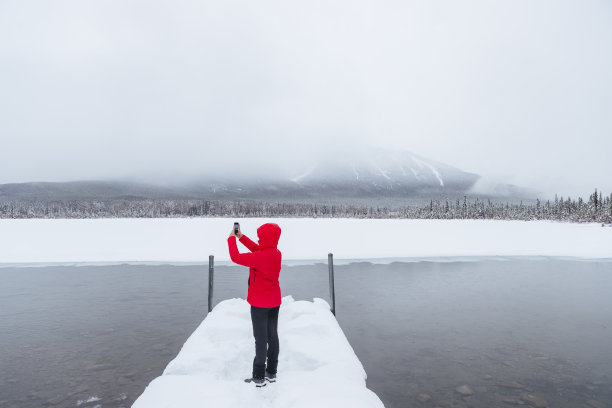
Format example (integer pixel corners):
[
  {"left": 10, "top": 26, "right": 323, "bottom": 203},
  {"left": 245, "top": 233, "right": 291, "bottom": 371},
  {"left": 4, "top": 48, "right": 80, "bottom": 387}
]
[
  {"left": 0, "top": 147, "right": 534, "bottom": 204},
  {"left": 286, "top": 147, "right": 478, "bottom": 191}
]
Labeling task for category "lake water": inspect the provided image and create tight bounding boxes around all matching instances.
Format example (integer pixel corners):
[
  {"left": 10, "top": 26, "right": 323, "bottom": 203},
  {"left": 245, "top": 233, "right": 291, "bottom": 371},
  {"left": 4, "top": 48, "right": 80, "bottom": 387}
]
[{"left": 1, "top": 259, "right": 611, "bottom": 408}]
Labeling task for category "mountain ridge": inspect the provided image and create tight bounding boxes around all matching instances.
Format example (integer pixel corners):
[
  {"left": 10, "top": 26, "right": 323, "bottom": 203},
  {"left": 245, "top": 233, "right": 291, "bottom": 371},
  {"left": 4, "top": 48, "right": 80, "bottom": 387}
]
[{"left": 0, "top": 147, "right": 536, "bottom": 204}]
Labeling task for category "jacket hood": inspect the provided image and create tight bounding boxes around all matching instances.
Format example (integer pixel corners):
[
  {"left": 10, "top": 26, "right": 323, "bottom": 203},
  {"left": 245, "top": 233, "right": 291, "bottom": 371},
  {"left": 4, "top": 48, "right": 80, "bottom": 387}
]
[{"left": 257, "top": 223, "right": 281, "bottom": 249}]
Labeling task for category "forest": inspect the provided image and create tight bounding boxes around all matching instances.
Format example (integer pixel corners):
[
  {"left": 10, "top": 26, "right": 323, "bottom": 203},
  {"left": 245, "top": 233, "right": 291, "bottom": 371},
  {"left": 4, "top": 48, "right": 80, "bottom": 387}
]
[{"left": 1, "top": 189, "right": 610, "bottom": 223}]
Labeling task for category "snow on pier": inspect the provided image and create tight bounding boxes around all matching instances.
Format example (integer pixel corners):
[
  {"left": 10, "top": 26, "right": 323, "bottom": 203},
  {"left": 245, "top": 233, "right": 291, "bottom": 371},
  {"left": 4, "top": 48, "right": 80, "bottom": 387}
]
[{"left": 132, "top": 296, "right": 384, "bottom": 408}]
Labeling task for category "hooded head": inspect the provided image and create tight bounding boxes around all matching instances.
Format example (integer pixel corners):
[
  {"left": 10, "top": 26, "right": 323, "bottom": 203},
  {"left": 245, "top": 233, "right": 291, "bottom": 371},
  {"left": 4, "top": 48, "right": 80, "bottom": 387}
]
[{"left": 257, "top": 223, "right": 282, "bottom": 249}]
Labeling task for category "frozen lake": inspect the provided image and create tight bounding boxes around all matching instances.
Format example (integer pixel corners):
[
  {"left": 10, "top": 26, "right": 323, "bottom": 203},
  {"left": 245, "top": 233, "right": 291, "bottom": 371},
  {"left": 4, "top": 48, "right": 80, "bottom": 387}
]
[{"left": 1, "top": 259, "right": 611, "bottom": 408}]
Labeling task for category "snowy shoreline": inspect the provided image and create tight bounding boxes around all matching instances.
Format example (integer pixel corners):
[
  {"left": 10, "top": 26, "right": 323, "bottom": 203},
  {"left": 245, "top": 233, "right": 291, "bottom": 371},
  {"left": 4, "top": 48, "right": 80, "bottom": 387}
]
[{"left": 1, "top": 218, "right": 611, "bottom": 265}]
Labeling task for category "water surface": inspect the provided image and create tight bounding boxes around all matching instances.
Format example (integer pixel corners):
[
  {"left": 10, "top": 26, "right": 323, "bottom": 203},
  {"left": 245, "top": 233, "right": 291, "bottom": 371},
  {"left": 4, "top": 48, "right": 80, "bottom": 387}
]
[{"left": 1, "top": 259, "right": 611, "bottom": 407}]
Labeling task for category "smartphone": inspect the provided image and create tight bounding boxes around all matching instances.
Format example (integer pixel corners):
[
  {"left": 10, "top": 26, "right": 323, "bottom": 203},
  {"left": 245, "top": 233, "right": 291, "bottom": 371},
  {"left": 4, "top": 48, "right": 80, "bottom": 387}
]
[{"left": 234, "top": 222, "right": 239, "bottom": 235}]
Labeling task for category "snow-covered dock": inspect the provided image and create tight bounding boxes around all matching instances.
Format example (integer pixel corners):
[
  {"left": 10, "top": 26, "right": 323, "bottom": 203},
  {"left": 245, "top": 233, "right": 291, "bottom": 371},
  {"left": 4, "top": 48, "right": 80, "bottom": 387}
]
[{"left": 132, "top": 296, "right": 384, "bottom": 408}]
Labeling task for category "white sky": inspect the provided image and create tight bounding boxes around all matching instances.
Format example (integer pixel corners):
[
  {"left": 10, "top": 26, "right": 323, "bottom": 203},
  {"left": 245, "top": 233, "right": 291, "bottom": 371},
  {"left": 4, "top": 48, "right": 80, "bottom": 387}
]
[{"left": 1, "top": 0, "right": 611, "bottom": 198}]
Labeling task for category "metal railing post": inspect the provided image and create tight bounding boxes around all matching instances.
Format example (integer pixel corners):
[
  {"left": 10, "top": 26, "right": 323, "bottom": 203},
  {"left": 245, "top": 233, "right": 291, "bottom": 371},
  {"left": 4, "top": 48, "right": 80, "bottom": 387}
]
[
  {"left": 208, "top": 255, "right": 214, "bottom": 313},
  {"left": 328, "top": 253, "right": 336, "bottom": 315}
]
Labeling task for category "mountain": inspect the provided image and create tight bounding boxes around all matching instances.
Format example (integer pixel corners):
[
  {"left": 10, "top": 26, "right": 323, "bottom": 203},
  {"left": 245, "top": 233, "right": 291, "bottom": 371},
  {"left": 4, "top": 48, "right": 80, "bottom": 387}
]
[
  {"left": 0, "top": 147, "right": 534, "bottom": 205},
  {"left": 286, "top": 146, "right": 479, "bottom": 193}
]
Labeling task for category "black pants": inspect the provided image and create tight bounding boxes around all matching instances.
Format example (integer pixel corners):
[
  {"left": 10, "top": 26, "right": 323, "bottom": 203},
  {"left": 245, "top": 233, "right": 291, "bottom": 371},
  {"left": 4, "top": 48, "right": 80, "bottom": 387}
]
[{"left": 250, "top": 305, "right": 280, "bottom": 379}]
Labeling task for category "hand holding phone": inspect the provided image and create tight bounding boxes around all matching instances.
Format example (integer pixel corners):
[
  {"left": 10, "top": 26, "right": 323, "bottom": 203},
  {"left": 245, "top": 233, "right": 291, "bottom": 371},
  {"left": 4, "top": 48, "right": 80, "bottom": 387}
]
[{"left": 230, "top": 222, "right": 241, "bottom": 238}]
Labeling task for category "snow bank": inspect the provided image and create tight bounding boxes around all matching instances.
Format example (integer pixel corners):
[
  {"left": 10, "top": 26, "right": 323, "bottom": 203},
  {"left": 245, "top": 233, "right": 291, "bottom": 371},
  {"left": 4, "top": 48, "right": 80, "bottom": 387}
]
[
  {"left": 132, "top": 296, "right": 384, "bottom": 408},
  {"left": 0, "top": 218, "right": 611, "bottom": 265}
]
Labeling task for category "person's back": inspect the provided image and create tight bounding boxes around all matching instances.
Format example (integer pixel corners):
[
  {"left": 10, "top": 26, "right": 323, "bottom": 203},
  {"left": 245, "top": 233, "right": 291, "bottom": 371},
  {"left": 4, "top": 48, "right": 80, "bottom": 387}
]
[
  {"left": 227, "top": 222, "right": 282, "bottom": 387},
  {"left": 235, "top": 223, "right": 282, "bottom": 308}
]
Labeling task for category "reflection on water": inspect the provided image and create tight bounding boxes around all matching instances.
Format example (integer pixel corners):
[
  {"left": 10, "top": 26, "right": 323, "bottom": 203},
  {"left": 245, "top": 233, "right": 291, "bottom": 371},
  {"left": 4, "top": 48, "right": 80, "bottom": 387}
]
[{"left": 0, "top": 259, "right": 611, "bottom": 408}]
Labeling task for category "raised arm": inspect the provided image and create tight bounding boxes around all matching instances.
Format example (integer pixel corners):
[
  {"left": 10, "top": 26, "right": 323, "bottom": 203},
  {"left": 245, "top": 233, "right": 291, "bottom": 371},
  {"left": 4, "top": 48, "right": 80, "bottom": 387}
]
[
  {"left": 228, "top": 236, "right": 260, "bottom": 268},
  {"left": 239, "top": 234, "right": 260, "bottom": 253}
]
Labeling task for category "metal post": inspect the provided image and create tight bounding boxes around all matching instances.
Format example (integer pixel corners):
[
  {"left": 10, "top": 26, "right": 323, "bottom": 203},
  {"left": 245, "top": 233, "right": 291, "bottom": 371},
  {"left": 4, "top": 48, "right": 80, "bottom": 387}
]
[
  {"left": 208, "top": 255, "right": 214, "bottom": 313},
  {"left": 328, "top": 253, "right": 336, "bottom": 316}
]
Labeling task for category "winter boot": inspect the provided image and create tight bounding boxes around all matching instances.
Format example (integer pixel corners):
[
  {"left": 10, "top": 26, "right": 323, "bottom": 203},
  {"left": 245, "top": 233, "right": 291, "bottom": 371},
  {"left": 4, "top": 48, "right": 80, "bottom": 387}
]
[
  {"left": 244, "top": 377, "right": 266, "bottom": 387},
  {"left": 265, "top": 370, "right": 276, "bottom": 383}
]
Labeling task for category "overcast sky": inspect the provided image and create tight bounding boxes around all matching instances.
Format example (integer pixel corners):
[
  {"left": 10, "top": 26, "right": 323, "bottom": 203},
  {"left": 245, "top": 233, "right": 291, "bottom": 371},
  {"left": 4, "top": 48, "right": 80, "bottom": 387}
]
[{"left": 1, "top": 0, "right": 611, "bottom": 198}]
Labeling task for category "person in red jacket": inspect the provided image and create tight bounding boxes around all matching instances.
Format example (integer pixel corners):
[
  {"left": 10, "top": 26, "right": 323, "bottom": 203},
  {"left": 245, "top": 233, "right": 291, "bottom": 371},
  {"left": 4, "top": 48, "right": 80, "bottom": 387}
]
[{"left": 228, "top": 222, "right": 282, "bottom": 387}]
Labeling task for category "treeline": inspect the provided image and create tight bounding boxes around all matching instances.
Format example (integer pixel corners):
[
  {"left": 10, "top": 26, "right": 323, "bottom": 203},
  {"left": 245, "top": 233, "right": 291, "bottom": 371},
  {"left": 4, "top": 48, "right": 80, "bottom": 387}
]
[{"left": 0, "top": 189, "right": 610, "bottom": 223}]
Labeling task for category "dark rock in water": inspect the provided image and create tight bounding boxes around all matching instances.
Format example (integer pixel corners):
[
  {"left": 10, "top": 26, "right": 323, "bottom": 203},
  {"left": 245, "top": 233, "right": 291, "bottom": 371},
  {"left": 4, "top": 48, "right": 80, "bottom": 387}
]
[
  {"left": 521, "top": 393, "right": 549, "bottom": 408},
  {"left": 45, "top": 394, "right": 70, "bottom": 406},
  {"left": 501, "top": 397, "right": 525, "bottom": 405},
  {"left": 85, "top": 363, "right": 114, "bottom": 371},
  {"left": 455, "top": 385, "right": 473, "bottom": 396},
  {"left": 586, "top": 400, "right": 606, "bottom": 408},
  {"left": 113, "top": 393, "right": 128, "bottom": 403},
  {"left": 27, "top": 391, "right": 43, "bottom": 399},
  {"left": 416, "top": 393, "right": 431, "bottom": 403},
  {"left": 117, "top": 377, "right": 131, "bottom": 386},
  {"left": 497, "top": 380, "right": 524, "bottom": 389},
  {"left": 73, "top": 384, "right": 89, "bottom": 392}
]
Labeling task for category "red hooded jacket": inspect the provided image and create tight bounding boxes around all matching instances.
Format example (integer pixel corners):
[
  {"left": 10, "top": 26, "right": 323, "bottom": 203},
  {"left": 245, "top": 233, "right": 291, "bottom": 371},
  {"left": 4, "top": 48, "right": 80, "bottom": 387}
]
[{"left": 227, "top": 223, "right": 282, "bottom": 308}]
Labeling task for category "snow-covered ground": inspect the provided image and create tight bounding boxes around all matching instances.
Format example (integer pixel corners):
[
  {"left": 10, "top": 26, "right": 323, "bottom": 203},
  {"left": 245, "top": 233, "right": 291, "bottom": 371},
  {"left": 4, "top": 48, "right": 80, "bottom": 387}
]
[
  {"left": 132, "top": 296, "right": 384, "bottom": 408},
  {"left": 0, "top": 218, "right": 611, "bottom": 266}
]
